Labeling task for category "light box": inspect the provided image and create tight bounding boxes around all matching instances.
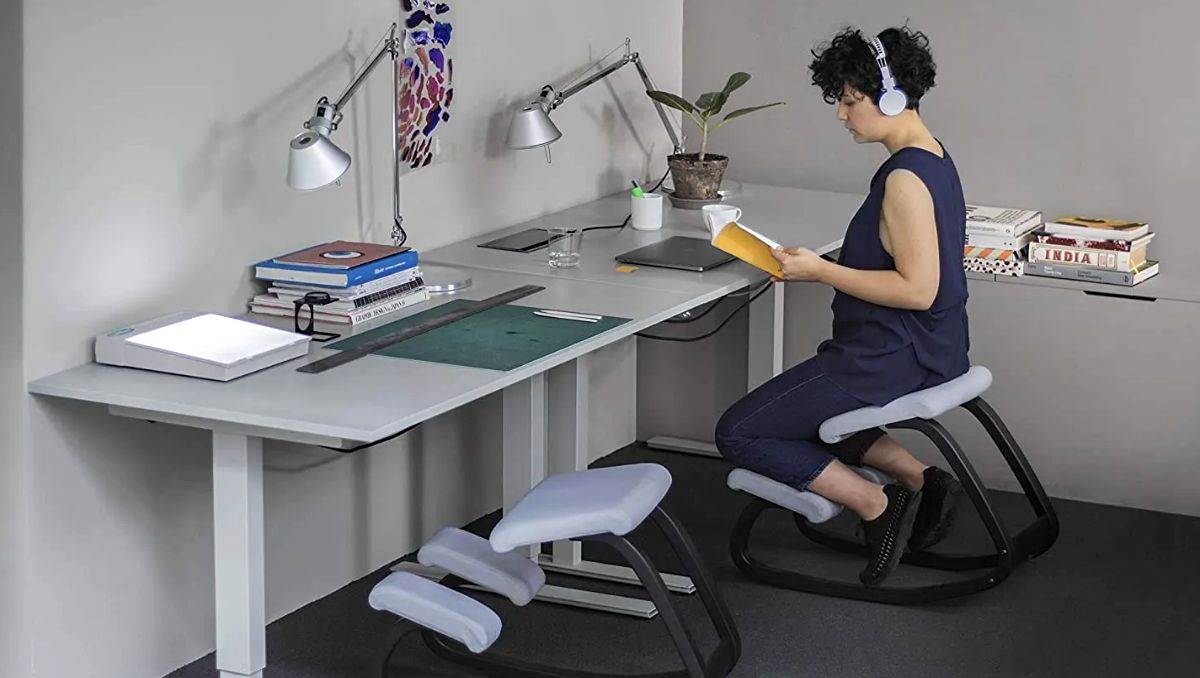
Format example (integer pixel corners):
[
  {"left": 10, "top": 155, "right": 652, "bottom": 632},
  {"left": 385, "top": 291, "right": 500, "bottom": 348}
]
[{"left": 95, "top": 312, "right": 311, "bottom": 381}]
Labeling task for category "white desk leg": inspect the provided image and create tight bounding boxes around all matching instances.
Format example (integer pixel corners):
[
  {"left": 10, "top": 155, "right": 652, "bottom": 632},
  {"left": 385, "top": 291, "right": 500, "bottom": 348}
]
[
  {"left": 212, "top": 432, "right": 266, "bottom": 678},
  {"left": 647, "top": 281, "right": 785, "bottom": 459},
  {"left": 499, "top": 370, "right": 658, "bottom": 618},
  {"left": 540, "top": 356, "right": 695, "bottom": 596}
]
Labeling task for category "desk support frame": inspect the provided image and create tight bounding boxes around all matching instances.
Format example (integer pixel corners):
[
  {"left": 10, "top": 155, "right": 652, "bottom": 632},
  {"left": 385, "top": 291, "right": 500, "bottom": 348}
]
[
  {"left": 539, "top": 353, "right": 696, "bottom": 598},
  {"left": 212, "top": 431, "right": 266, "bottom": 678},
  {"left": 647, "top": 281, "right": 785, "bottom": 458}
]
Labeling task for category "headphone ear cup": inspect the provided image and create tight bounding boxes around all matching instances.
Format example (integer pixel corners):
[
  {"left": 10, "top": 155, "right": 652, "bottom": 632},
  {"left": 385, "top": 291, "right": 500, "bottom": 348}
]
[{"left": 878, "top": 89, "right": 908, "bottom": 116}]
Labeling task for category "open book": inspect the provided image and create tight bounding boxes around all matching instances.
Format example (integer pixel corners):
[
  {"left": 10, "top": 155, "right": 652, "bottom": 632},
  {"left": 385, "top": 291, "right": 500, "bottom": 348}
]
[{"left": 709, "top": 220, "right": 783, "bottom": 276}]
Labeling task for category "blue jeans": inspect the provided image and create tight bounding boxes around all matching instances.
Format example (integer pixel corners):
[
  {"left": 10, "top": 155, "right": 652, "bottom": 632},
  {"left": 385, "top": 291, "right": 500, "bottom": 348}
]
[{"left": 715, "top": 356, "right": 886, "bottom": 490}]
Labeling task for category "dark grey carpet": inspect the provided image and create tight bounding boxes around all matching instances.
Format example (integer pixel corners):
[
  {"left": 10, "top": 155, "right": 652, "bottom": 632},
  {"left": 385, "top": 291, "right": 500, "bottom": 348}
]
[{"left": 168, "top": 443, "right": 1200, "bottom": 678}]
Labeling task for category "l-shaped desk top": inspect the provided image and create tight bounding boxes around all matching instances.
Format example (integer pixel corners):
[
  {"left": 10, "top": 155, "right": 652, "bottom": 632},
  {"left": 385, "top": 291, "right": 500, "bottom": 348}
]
[
  {"left": 26, "top": 183, "right": 857, "bottom": 448},
  {"left": 422, "top": 183, "right": 856, "bottom": 292}
]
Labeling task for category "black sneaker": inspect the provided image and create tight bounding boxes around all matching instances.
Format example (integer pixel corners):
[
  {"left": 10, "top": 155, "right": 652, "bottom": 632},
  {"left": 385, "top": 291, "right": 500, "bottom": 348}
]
[
  {"left": 908, "top": 467, "right": 964, "bottom": 552},
  {"left": 859, "top": 484, "right": 922, "bottom": 587}
]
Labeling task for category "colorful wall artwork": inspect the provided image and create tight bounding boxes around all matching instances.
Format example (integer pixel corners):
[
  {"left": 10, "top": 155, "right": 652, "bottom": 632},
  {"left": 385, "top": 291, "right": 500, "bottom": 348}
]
[{"left": 397, "top": 0, "right": 453, "bottom": 171}]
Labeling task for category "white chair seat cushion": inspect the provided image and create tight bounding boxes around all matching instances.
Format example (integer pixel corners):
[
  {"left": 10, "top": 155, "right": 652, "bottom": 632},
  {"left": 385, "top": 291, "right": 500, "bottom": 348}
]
[
  {"left": 418, "top": 527, "right": 546, "bottom": 607},
  {"left": 727, "top": 467, "right": 894, "bottom": 522},
  {"left": 819, "top": 366, "right": 993, "bottom": 444},
  {"left": 490, "top": 463, "right": 672, "bottom": 553},
  {"left": 368, "top": 571, "right": 501, "bottom": 654}
]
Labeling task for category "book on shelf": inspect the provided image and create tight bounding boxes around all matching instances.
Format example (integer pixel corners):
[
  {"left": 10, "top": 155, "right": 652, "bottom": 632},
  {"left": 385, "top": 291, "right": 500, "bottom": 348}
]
[
  {"left": 1042, "top": 216, "right": 1150, "bottom": 241},
  {"left": 255, "top": 245, "right": 419, "bottom": 287},
  {"left": 964, "top": 204, "right": 1042, "bottom": 236},
  {"left": 965, "top": 231, "right": 1035, "bottom": 251},
  {"left": 709, "top": 220, "right": 783, "bottom": 276},
  {"left": 964, "top": 255, "right": 1024, "bottom": 277},
  {"left": 963, "top": 245, "right": 1022, "bottom": 261},
  {"left": 1028, "top": 241, "right": 1149, "bottom": 272},
  {"left": 249, "top": 286, "right": 430, "bottom": 325},
  {"left": 1023, "top": 260, "right": 1160, "bottom": 286},
  {"left": 1031, "top": 230, "right": 1154, "bottom": 252}
]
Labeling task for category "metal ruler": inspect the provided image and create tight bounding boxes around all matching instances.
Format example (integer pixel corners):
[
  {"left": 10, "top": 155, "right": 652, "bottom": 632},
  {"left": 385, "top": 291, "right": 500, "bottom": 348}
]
[{"left": 297, "top": 284, "right": 546, "bottom": 374}]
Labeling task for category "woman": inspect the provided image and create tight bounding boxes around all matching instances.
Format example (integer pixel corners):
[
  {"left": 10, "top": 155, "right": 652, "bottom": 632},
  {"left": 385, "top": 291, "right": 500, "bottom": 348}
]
[{"left": 715, "top": 26, "right": 969, "bottom": 586}]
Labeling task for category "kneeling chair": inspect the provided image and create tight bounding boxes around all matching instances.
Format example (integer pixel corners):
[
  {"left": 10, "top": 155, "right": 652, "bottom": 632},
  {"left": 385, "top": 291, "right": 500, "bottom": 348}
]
[
  {"left": 371, "top": 463, "right": 741, "bottom": 677},
  {"left": 727, "top": 365, "right": 1060, "bottom": 605}
]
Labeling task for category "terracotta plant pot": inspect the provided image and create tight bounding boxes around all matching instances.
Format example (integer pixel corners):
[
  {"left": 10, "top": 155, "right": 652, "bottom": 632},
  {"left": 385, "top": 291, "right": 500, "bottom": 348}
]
[{"left": 667, "top": 153, "right": 729, "bottom": 200}]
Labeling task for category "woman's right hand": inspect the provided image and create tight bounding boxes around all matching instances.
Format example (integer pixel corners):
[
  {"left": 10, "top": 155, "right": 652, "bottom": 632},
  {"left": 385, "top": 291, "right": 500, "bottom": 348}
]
[{"left": 771, "top": 247, "right": 827, "bottom": 283}]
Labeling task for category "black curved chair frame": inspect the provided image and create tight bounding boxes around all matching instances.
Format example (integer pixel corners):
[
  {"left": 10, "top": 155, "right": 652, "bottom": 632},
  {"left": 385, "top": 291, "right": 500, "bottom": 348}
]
[
  {"left": 377, "top": 506, "right": 742, "bottom": 678},
  {"left": 730, "top": 396, "right": 1060, "bottom": 605}
]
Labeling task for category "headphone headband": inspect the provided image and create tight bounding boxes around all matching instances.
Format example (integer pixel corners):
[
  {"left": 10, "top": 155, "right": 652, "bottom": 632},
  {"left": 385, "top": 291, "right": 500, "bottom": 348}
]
[{"left": 867, "top": 35, "right": 908, "bottom": 116}]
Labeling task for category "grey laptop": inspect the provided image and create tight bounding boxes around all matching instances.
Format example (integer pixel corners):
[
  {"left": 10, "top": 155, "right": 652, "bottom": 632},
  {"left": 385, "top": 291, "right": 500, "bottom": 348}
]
[{"left": 614, "top": 236, "right": 736, "bottom": 272}]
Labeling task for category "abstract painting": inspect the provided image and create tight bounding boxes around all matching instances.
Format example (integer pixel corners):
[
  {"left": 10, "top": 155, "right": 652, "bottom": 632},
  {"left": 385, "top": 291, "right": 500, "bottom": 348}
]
[{"left": 397, "top": 0, "right": 453, "bottom": 171}]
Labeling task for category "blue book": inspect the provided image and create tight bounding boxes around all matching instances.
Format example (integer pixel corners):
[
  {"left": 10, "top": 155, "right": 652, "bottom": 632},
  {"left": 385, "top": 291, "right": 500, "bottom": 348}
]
[{"left": 255, "top": 249, "right": 419, "bottom": 287}]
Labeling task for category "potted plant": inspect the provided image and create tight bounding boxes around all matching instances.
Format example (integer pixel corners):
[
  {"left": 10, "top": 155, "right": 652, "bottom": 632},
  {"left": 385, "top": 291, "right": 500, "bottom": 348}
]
[{"left": 647, "top": 73, "right": 785, "bottom": 201}]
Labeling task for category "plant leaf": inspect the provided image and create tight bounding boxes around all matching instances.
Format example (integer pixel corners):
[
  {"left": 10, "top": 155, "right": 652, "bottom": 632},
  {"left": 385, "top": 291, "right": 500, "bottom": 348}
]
[
  {"left": 721, "top": 101, "right": 786, "bottom": 124},
  {"left": 694, "top": 91, "right": 724, "bottom": 113},
  {"left": 722, "top": 72, "right": 751, "bottom": 95},
  {"left": 647, "top": 90, "right": 696, "bottom": 114}
]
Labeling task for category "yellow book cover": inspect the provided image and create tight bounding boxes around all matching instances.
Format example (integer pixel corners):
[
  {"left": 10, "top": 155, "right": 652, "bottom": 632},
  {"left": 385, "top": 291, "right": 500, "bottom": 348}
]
[{"left": 711, "top": 221, "right": 783, "bottom": 276}]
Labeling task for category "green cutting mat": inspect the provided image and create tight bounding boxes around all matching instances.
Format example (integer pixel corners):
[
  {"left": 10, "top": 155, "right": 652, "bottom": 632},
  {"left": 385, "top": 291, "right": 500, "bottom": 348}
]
[{"left": 328, "top": 300, "right": 631, "bottom": 371}]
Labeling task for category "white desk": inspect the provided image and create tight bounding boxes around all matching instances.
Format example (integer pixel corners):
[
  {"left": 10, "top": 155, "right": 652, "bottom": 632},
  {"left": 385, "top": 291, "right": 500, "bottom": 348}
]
[
  {"left": 28, "top": 265, "right": 710, "bottom": 678},
  {"left": 423, "top": 182, "right": 858, "bottom": 451},
  {"left": 26, "top": 185, "right": 855, "bottom": 678}
]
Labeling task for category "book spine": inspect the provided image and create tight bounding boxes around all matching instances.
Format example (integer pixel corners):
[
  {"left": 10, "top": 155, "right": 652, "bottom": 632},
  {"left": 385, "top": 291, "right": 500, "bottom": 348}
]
[
  {"left": 256, "top": 251, "right": 419, "bottom": 286},
  {"left": 272, "top": 268, "right": 422, "bottom": 297},
  {"left": 965, "top": 232, "right": 1033, "bottom": 250},
  {"left": 1022, "top": 262, "right": 1158, "bottom": 286},
  {"left": 347, "top": 288, "right": 430, "bottom": 324},
  {"left": 1028, "top": 243, "right": 1139, "bottom": 271},
  {"left": 966, "top": 215, "right": 1040, "bottom": 237},
  {"left": 963, "top": 256, "right": 1024, "bottom": 276},
  {"left": 270, "top": 276, "right": 425, "bottom": 309},
  {"left": 1031, "top": 233, "right": 1134, "bottom": 251},
  {"left": 963, "top": 246, "right": 1021, "bottom": 261}
]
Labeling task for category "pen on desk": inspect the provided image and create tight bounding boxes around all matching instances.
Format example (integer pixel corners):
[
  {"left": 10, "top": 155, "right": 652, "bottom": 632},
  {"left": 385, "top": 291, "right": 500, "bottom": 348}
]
[{"left": 534, "top": 310, "right": 601, "bottom": 322}]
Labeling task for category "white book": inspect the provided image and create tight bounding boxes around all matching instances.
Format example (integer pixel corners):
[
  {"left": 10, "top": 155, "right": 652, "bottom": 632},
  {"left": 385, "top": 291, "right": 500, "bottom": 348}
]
[
  {"left": 250, "top": 287, "right": 430, "bottom": 325},
  {"left": 964, "top": 204, "right": 1042, "bottom": 236},
  {"left": 271, "top": 267, "right": 422, "bottom": 298},
  {"left": 965, "top": 231, "right": 1035, "bottom": 250}
]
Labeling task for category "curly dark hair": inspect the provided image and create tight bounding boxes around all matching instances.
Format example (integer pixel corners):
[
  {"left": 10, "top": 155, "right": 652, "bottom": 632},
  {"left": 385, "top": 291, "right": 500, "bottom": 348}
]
[{"left": 809, "top": 26, "right": 936, "bottom": 110}]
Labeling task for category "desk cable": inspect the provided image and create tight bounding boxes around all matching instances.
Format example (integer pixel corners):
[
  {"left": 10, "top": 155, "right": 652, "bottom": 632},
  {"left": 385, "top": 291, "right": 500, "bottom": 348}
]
[
  {"left": 636, "top": 280, "right": 775, "bottom": 343},
  {"left": 580, "top": 166, "right": 672, "bottom": 234}
]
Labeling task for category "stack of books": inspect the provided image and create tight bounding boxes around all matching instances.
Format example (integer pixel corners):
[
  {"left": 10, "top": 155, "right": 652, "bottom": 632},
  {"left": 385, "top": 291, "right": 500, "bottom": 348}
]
[
  {"left": 1025, "top": 217, "right": 1159, "bottom": 287},
  {"left": 248, "top": 240, "right": 429, "bottom": 325},
  {"left": 962, "top": 204, "right": 1042, "bottom": 276}
]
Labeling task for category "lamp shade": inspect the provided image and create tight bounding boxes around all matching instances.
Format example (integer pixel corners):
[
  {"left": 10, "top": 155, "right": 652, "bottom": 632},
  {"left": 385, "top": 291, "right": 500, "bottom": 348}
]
[
  {"left": 507, "top": 104, "right": 562, "bottom": 149},
  {"left": 287, "top": 130, "right": 351, "bottom": 191}
]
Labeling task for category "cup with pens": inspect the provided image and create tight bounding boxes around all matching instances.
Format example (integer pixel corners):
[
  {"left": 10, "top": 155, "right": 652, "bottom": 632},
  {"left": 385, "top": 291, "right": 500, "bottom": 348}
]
[{"left": 630, "top": 180, "right": 664, "bottom": 231}]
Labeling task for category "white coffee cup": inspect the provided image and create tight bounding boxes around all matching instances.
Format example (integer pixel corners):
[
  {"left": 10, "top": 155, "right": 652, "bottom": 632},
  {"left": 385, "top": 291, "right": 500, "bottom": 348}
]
[
  {"left": 631, "top": 192, "right": 664, "bottom": 231},
  {"left": 702, "top": 204, "right": 743, "bottom": 234}
]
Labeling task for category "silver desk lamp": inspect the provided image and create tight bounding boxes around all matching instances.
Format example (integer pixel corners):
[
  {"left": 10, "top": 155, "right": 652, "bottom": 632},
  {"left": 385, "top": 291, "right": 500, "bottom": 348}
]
[
  {"left": 507, "top": 38, "right": 685, "bottom": 162},
  {"left": 287, "top": 22, "right": 470, "bottom": 293}
]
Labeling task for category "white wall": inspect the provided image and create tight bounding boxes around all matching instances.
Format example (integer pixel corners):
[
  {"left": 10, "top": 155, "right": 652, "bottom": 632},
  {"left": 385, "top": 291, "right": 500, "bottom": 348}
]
[
  {"left": 2, "top": 0, "right": 27, "bottom": 672},
  {"left": 661, "top": 0, "right": 1200, "bottom": 516},
  {"left": 682, "top": 0, "right": 1200, "bottom": 292},
  {"left": 20, "top": 2, "right": 681, "bottom": 677}
]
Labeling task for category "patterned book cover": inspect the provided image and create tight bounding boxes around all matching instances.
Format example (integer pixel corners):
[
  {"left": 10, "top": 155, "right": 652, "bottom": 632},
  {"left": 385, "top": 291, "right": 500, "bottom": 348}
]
[{"left": 964, "top": 256, "right": 1024, "bottom": 276}]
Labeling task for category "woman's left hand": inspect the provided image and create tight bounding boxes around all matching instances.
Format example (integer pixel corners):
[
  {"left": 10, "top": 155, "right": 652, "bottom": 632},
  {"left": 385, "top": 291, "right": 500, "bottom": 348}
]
[{"left": 770, "top": 247, "right": 826, "bottom": 282}]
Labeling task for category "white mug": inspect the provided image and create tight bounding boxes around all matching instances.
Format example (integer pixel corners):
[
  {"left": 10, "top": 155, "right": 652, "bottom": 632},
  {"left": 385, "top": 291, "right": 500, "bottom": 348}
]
[
  {"left": 702, "top": 204, "right": 742, "bottom": 234},
  {"left": 631, "top": 192, "right": 664, "bottom": 231}
]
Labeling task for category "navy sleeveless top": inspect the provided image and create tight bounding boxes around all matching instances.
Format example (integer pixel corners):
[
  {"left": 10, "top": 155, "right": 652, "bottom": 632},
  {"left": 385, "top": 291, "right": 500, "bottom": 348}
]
[{"left": 815, "top": 143, "right": 970, "bottom": 406}]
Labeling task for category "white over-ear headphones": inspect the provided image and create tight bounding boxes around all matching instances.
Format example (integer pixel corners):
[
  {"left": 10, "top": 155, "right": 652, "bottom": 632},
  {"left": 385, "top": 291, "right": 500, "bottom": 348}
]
[{"left": 867, "top": 36, "right": 908, "bottom": 116}]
